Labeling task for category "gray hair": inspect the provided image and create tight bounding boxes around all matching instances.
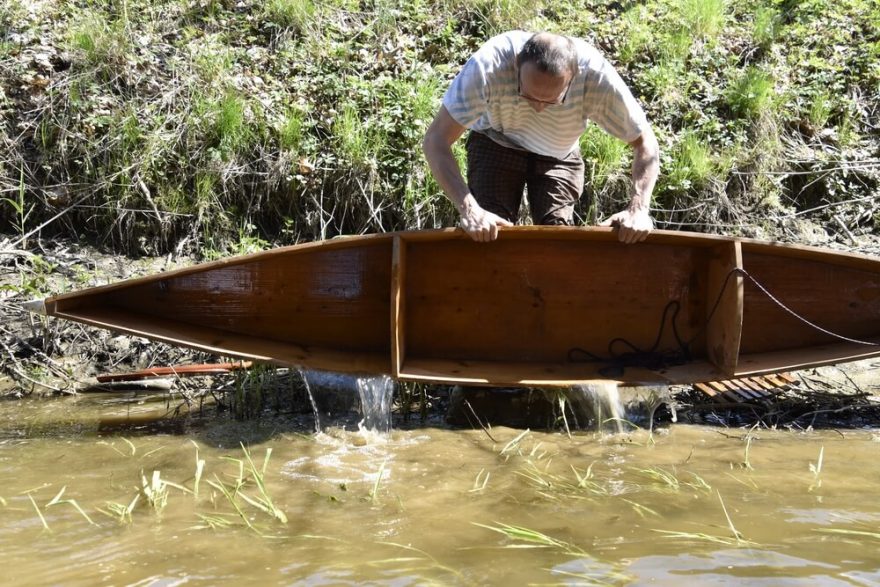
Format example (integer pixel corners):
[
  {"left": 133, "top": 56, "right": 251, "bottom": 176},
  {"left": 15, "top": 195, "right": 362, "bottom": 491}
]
[{"left": 517, "top": 32, "right": 578, "bottom": 77}]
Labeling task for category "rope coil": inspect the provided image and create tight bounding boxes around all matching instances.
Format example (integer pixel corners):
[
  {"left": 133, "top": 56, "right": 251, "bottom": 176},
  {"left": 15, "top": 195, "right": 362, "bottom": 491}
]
[{"left": 568, "top": 266, "right": 880, "bottom": 376}]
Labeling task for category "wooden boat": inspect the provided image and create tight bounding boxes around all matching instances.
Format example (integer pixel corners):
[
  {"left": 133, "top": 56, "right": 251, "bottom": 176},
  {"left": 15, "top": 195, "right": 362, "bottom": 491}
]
[{"left": 32, "top": 227, "right": 880, "bottom": 386}]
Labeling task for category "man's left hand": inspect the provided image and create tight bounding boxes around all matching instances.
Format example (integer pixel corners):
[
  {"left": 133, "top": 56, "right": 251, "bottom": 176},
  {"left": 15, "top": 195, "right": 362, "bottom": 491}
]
[{"left": 599, "top": 208, "right": 653, "bottom": 244}]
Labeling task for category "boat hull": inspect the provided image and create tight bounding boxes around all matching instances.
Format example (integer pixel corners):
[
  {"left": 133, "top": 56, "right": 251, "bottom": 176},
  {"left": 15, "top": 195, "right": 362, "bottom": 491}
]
[{"left": 43, "top": 227, "right": 880, "bottom": 385}]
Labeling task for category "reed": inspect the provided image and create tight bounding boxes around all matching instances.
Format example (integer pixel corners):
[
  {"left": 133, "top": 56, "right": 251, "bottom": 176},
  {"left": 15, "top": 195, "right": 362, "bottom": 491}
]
[
  {"left": 47, "top": 486, "right": 97, "bottom": 526},
  {"left": 637, "top": 466, "right": 681, "bottom": 491},
  {"left": 375, "top": 542, "right": 464, "bottom": 582},
  {"left": 193, "top": 513, "right": 236, "bottom": 530},
  {"left": 28, "top": 494, "right": 50, "bottom": 532},
  {"left": 622, "top": 498, "right": 660, "bottom": 518},
  {"left": 816, "top": 527, "right": 880, "bottom": 541},
  {"left": 239, "top": 443, "right": 288, "bottom": 523},
  {"left": 654, "top": 490, "right": 755, "bottom": 546},
  {"left": 141, "top": 471, "right": 170, "bottom": 513},
  {"left": 499, "top": 429, "right": 531, "bottom": 458},
  {"left": 207, "top": 444, "right": 287, "bottom": 529},
  {"left": 809, "top": 445, "right": 824, "bottom": 492},
  {"left": 369, "top": 459, "right": 388, "bottom": 504},
  {"left": 470, "top": 469, "right": 490, "bottom": 493},
  {"left": 101, "top": 493, "right": 139, "bottom": 524},
  {"left": 475, "top": 522, "right": 585, "bottom": 556}
]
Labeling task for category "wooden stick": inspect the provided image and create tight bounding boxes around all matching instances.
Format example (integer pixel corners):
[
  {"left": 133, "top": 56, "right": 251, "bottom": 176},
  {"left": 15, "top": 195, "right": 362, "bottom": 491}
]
[{"left": 96, "top": 361, "right": 253, "bottom": 382}]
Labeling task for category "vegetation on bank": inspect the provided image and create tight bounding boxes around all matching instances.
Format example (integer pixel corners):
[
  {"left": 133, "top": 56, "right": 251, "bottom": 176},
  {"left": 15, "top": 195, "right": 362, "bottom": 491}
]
[{"left": 0, "top": 0, "right": 878, "bottom": 258}]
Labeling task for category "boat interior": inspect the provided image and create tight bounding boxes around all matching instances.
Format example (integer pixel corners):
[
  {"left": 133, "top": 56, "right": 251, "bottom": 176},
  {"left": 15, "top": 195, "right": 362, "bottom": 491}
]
[{"left": 45, "top": 229, "right": 880, "bottom": 385}]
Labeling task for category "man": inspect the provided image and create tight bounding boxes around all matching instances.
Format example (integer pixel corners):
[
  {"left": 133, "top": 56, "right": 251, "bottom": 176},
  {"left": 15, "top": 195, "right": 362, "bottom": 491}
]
[{"left": 423, "top": 31, "right": 659, "bottom": 244}]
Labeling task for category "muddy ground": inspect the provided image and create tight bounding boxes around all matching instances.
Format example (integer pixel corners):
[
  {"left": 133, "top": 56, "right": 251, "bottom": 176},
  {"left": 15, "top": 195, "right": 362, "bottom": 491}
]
[{"left": 2, "top": 232, "right": 880, "bottom": 431}]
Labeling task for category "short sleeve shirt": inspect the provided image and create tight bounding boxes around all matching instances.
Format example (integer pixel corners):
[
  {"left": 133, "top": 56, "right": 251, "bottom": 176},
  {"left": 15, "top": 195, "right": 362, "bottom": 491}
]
[{"left": 442, "top": 31, "right": 648, "bottom": 159}]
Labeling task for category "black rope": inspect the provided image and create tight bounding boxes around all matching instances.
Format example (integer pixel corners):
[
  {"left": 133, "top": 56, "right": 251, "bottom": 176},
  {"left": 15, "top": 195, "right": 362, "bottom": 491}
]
[
  {"left": 567, "top": 266, "right": 880, "bottom": 376},
  {"left": 567, "top": 300, "right": 691, "bottom": 377}
]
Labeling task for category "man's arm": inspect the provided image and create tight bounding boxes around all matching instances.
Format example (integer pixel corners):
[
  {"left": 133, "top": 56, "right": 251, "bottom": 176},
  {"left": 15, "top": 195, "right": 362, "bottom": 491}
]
[
  {"left": 422, "top": 106, "right": 512, "bottom": 242},
  {"left": 600, "top": 126, "right": 660, "bottom": 244}
]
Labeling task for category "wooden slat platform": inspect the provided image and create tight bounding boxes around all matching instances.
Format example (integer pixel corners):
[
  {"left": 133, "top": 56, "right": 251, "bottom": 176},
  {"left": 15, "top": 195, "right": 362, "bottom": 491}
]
[{"left": 694, "top": 372, "right": 798, "bottom": 403}]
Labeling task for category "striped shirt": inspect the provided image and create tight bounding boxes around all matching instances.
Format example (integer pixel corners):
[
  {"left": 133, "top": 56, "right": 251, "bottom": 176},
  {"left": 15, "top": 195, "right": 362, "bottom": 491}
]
[{"left": 442, "top": 31, "right": 648, "bottom": 159}]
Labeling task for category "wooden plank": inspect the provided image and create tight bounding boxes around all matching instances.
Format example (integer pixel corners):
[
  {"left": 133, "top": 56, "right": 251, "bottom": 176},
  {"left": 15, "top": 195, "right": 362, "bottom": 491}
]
[
  {"left": 740, "top": 249, "right": 880, "bottom": 354},
  {"left": 764, "top": 374, "right": 787, "bottom": 388},
  {"left": 778, "top": 372, "right": 797, "bottom": 384},
  {"left": 53, "top": 306, "right": 389, "bottom": 375},
  {"left": 96, "top": 362, "right": 252, "bottom": 382},
  {"left": 398, "top": 357, "right": 672, "bottom": 386},
  {"left": 735, "top": 342, "right": 880, "bottom": 377},
  {"left": 391, "top": 235, "right": 406, "bottom": 377},
  {"left": 695, "top": 382, "right": 718, "bottom": 397},
  {"left": 722, "top": 379, "right": 760, "bottom": 400},
  {"left": 403, "top": 237, "right": 706, "bottom": 365},
  {"left": 706, "top": 242, "right": 744, "bottom": 376}
]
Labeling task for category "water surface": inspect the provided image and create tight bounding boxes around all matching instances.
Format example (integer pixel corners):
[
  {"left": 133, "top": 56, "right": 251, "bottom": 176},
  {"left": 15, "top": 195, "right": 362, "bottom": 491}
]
[{"left": 1, "top": 395, "right": 878, "bottom": 586}]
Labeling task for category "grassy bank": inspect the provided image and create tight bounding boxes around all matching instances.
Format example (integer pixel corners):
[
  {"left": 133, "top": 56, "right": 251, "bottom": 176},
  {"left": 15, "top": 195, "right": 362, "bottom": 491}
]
[{"left": 1, "top": 0, "right": 878, "bottom": 257}]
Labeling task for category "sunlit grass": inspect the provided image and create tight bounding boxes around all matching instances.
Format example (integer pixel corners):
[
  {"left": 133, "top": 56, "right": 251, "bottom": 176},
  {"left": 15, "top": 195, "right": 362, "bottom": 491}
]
[
  {"left": 618, "top": 5, "right": 653, "bottom": 64},
  {"left": 580, "top": 125, "right": 629, "bottom": 196},
  {"left": 808, "top": 91, "right": 832, "bottom": 129},
  {"left": 753, "top": 6, "right": 781, "bottom": 49},
  {"left": 726, "top": 66, "right": 775, "bottom": 118},
  {"left": 666, "top": 131, "right": 716, "bottom": 191},
  {"left": 264, "top": 0, "right": 316, "bottom": 32},
  {"left": 680, "top": 0, "right": 726, "bottom": 40}
]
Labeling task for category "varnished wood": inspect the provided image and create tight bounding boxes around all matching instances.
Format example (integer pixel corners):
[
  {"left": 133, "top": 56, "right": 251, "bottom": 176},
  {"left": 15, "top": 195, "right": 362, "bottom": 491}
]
[
  {"left": 41, "top": 227, "right": 880, "bottom": 386},
  {"left": 391, "top": 235, "right": 406, "bottom": 377},
  {"left": 705, "top": 242, "right": 743, "bottom": 376}
]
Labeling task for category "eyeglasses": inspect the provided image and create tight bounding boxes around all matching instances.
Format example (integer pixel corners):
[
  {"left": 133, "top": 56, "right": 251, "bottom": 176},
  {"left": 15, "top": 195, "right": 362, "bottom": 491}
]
[{"left": 517, "top": 68, "right": 573, "bottom": 106}]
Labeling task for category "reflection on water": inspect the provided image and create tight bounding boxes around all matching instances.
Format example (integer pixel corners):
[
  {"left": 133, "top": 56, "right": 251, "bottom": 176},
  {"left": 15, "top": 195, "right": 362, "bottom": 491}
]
[{"left": 1, "top": 397, "right": 879, "bottom": 585}]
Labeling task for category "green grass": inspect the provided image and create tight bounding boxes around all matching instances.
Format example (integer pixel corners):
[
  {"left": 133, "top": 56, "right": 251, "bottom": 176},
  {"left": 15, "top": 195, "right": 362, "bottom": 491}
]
[
  {"left": 2, "top": 0, "right": 878, "bottom": 251},
  {"left": 726, "top": 66, "right": 776, "bottom": 119},
  {"left": 264, "top": 0, "right": 316, "bottom": 32},
  {"left": 679, "top": 0, "right": 726, "bottom": 40},
  {"left": 753, "top": 6, "right": 781, "bottom": 49}
]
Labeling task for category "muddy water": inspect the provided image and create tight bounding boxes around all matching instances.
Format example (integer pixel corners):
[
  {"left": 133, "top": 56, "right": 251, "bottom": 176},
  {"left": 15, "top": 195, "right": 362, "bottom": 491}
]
[{"left": 1, "top": 396, "right": 879, "bottom": 586}]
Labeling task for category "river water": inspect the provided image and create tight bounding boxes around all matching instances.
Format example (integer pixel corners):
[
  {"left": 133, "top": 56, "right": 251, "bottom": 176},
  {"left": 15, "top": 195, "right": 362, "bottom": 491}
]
[{"left": 1, "top": 393, "right": 879, "bottom": 586}]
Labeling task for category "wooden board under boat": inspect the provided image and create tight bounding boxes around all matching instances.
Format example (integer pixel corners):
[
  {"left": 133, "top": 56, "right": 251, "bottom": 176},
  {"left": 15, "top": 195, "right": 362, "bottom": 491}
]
[{"left": 39, "top": 227, "right": 880, "bottom": 386}]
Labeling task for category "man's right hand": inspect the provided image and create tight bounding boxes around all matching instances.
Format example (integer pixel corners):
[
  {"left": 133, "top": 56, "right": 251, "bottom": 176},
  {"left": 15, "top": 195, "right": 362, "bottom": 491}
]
[{"left": 458, "top": 195, "right": 513, "bottom": 242}]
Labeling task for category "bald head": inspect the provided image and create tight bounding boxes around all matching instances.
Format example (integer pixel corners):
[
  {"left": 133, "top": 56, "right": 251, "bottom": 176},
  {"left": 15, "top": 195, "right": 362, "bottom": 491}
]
[{"left": 517, "top": 32, "right": 578, "bottom": 78}]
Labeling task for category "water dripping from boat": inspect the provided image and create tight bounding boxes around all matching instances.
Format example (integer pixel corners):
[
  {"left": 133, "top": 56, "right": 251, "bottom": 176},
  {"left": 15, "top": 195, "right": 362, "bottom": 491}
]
[
  {"left": 298, "top": 369, "right": 323, "bottom": 433},
  {"left": 356, "top": 375, "right": 393, "bottom": 433},
  {"left": 568, "top": 383, "right": 626, "bottom": 433}
]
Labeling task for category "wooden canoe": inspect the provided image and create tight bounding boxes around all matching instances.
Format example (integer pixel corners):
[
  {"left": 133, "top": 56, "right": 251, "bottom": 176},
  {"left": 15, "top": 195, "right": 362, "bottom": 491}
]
[{"left": 35, "top": 227, "right": 880, "bottom": 386}]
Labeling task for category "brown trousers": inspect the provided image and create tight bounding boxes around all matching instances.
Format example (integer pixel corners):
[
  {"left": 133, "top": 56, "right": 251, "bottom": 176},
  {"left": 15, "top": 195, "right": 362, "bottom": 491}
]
[{"left": 465, "top": 131, "right": 585, "bottom": 225}]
